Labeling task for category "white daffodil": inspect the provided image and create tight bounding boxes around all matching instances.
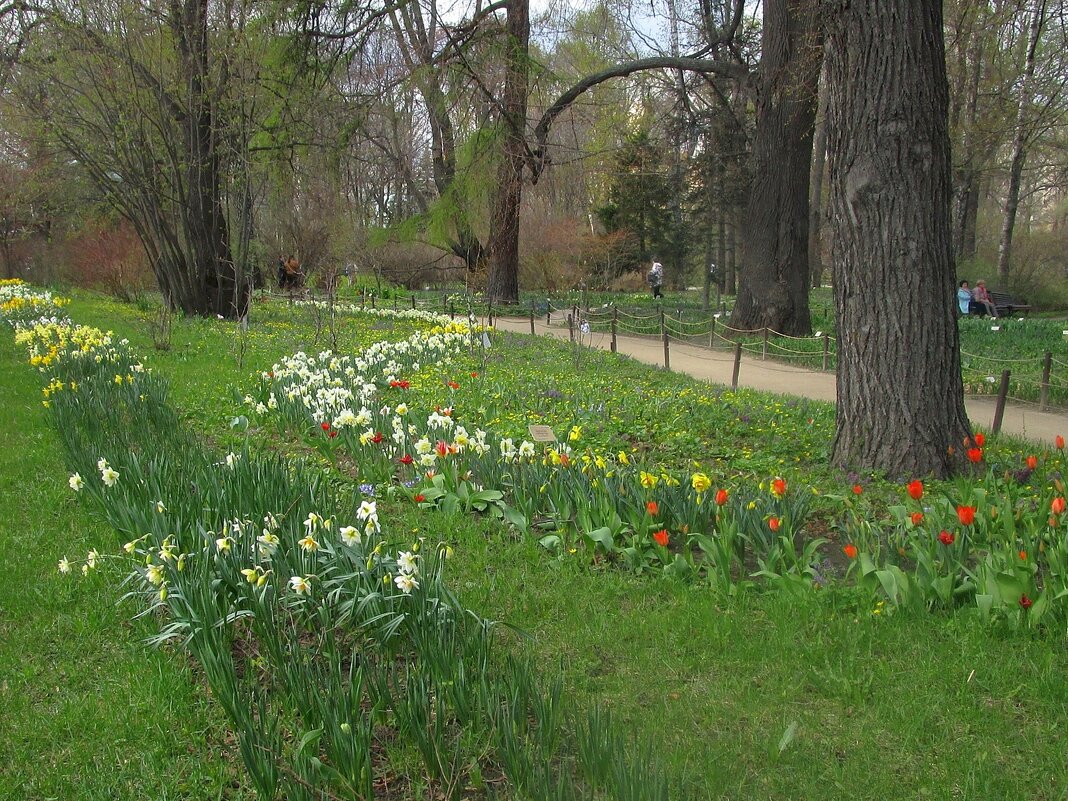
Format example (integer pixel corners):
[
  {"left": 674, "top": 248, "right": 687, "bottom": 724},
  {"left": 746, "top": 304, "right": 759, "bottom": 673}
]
[
  {"left": 394, "top": 573, "right": 419, "bottom": 594},
  {"left": 58, "top": 557, "right": 71, "bottom": 574},
  {"left": 298, "top": 535, "right": 319, "bottom": 552},
  {"left": 289, "top": 575, "right": 311, "bottom": 595},
  {"left": 96, "top": 457, "right": 108, "bottom": 471},
  {"left": 216, "top": 537, "right": 232, "bottom": 552},
  {"left": 86, "top": 549, "right": 99, "bottom": 569},
  {"left": 155, "top": 500, "right": 166, "bottom": 514},
  {"left": 303, "top": 512, "right": 321, "bottom": 535},
  {"left": 397, "top": 551, "right": 419, "bottom": 575},
  {"left": 225, "top": 452, "right": 239, "bottom": 469},
  {"left": 69, "top": 473, "right": 84, "bottom": 492},
  {"left": 340, "top": 525, "right": 361, "bottom": 547},
  {"left": 101, "top": 466, "right": 120, "bottom": 487}
]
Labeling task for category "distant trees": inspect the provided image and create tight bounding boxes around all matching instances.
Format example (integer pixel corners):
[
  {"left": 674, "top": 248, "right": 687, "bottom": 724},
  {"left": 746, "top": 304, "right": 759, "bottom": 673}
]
[{"left": 11, "top": 1, "right": 252, "bottom": 317}]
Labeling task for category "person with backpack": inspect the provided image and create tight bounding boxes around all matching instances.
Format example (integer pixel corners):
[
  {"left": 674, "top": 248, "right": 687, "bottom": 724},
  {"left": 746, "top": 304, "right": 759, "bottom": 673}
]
[{"left": 647, "top": 259, "right": 664, "bottom": 299}]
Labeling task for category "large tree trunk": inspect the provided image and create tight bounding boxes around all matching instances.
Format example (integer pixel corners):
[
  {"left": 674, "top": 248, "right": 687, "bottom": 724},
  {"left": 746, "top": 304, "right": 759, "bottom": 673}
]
[
  {"left": 730, "top": 0, "right": 821, "bottom": 336},
  {"left": 827, "top": 0, "right": 971, "bottom": 478},
  {"left": 174, "top": 0, "right": 240, "bottom": 317},
  {"left": 486, "top": 0, "right": 529, "bottom": 305},
  {"left": 997, "top": 0, "right": 1047, "bottom": 284}
]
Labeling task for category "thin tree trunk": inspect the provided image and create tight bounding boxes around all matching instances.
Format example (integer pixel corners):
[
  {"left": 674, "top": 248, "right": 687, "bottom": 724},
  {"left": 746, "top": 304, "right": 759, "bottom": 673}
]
[
  {"left": 997, "top": 0, "right": 1047, "bottom": 283},
  {"left": 809, "top": 50, "right": 829, "bottom": 288},
  {"left": 827, "top": 0, "right": 971, "bottom": 478},
  {"left": 730, "top": 0, "right": 821, "bottom": 336}
]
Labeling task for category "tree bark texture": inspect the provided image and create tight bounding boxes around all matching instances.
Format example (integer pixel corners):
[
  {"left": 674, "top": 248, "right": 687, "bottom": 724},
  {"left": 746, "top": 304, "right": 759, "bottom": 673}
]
[
  {"left": 827, "top": 0, "right": 972, "bottom": 478},
  {"left": 486, "top": 0, "right": 529, "bottom": 304},
  {"left": 808, "top": 50, "right": 829, "bottom": 288},
  {"left": 996, "top": 0, "right": 1047, "bottom": 283},
  {"left": 730, "top": 0, "right": 821, "bottom": 337}
]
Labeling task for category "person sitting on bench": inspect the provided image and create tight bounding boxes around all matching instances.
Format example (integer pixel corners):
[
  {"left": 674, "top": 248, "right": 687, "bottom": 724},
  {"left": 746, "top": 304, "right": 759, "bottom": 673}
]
[
  {"left": 972, "top": 279, "right": 998, "bottom": 318},
  {"left": 957, "top": 280, "right": 976, "bottom": 315}
]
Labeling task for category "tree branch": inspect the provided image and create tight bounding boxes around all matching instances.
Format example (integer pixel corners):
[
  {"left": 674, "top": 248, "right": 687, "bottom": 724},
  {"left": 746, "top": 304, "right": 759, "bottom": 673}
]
[{"left": 530, "top": 56, "right": 748, "bottom": 182}]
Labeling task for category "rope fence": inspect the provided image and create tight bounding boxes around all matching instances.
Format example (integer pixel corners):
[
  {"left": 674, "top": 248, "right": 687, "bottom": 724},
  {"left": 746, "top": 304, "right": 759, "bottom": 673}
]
[{"left": 259, "top": 288, "right": 1067, "bottom": 413}]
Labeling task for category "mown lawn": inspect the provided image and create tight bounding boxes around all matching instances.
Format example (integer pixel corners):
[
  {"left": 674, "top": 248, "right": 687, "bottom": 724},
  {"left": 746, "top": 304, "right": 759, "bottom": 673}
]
[
  {"left": 0, "top": 335, "right": 250, "bottom": 800},
  {"left": 7, "top": 288, "right": 1068, "bottom": 800}
]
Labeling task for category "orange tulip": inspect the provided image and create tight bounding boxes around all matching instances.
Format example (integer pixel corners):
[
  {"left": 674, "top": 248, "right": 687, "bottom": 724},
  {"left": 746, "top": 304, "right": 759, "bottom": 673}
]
[
  {"left": 1056, "top": 435, "right": 1065, "bottom": 449},
  {"left": 771, "top": 478, "right": 787, "bottom": 497},
  {"left": 768, "top": 516, "right": 780, "bottom": 532},
  {"left": 653, "top": 529, "right": 669, "bottom": 547},
  {"left": 646, "top": 501, "right": 659, "bottom": 516},
  {"left": 1052, "top": 497, "right": 1066, "bottom": 516},
  {"left": 957, "top": 505, "right": 976, "bottom": 526},
  {"left": 907, "top": 480, "right": 923, "bottom": 500},
  {"left": 715, "top": 488, "right": 729, "bottom": 506},
  {"left": 1026, "top": 455, "right": 1038, "bottom": 470},
  {"left": 843, "top": 543, "right": 858, "bottom": 559}
]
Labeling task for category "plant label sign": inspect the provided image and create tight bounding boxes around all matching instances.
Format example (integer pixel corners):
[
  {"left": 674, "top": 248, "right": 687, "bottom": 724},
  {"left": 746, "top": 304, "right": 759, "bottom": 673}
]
[{"left": 528, "top": 425, "right": 557, "bottom": 442}]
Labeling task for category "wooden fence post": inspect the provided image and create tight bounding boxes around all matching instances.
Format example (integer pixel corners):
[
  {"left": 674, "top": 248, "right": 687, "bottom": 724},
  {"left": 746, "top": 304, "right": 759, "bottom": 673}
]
[
  {"left": 611, "top": 306, "right": 618, "bottom": 353},
  {"left": 411, "top": 295, "right": 416, "bottom": 310},
  {"left": 762, "top": 327, "right": 769, "bottom": 360},
  {"left": 530, "top": 305, "right": 536, "bottom": 335},
  {"left": 662, "top": 311, "right": 670, "bottom": 370},
  {"left": 1040, "top": 351, "right": 1052, "bottom": 410},
  {"left": 732, "top": 342, "right": 742, "bottom": 390},
  {"left": 991, "top": 370, "right": 1011, "bottom": 435},
  {"left": 567, "top": 313, "right": 574, "bottom": 342},
  {"left": 822, "top": 334, "right": 830, "bottom": 371},
  {"left": 709, "top": 316, "right": 717, "bottom": 349}
]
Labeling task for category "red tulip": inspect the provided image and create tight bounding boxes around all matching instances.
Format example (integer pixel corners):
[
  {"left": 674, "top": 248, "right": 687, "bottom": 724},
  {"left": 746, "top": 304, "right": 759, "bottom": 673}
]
[
  {"left": 974, "top": 433, "right": 985, "bottom": 447},
  {"left": 653, "top": 529, "right": 669, "bottom": 547},
  {"left": 967, "top": 448, "right": 983, "bottom": 464},
  {"left": 1052, "top": 497, "right": 1066, "bottom": 515},
  {"left": 852, "top": 484, "right": 863, "bottom": 495},
  {"left": 447, "top": 380, "right": 460, "bottom": 390},
  {"left": 911, "top": 512, "right": 924, "bottom": 526},
  {"left": 957, "top": 505, "right": 976, "bottom": 526},
  {"left": 843, "top": 543, "right": 858, "bottom": 559},
  {"left": 768, "top": 516, "right": 781, "bottom": 532},
  {"left": 1019, "top": 594, "right": 1033, "bottom": 610},
  {"left": 907, "top": 480, "right": 924, "bottom": 501},
  {"left": 371, "top": 431, "right": 384, "bottom": 444},
  {"left": 399, "top": 454, "right": 414, "bottom": 466},
  {"left": 435, "top": 440, "right": 448, "bottom": 458},
  {"left": 413, "top": 494, "right": 426, "bottom": 503},
  {"left": 771, "top": 478, "right": 787, "bottom": 497},
  {"left": 328, "top": 430, "right": 338, "bottom": 439},
  {"left": 1056, "top": 435, "right": 1064, "bottom": 449},
  {"left": 715, "top": 489, "right": 729, "bottom": 506},
  {"left": 321, "top": 422, "right": 331, "bottom": 431},
  {"left": 1026, "top": 455, "right": 1038, "bottom": 470},
  {"left": 938, "top": 530, "right": 955, "bottom": 546},
  {"left": 646, "top": 501, "right": 659, "bottom": 516}
]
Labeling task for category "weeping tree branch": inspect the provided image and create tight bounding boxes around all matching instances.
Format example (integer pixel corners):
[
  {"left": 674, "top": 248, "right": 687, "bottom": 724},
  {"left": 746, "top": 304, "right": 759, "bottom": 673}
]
[{"left": 529, "top": 56, "right": 748, "bottom": 182}]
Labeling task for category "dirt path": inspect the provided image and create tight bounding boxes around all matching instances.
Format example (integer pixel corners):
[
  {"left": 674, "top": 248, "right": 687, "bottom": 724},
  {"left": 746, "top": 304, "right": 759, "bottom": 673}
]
[{"left": 488, "top": 315, "right": 1067, "bottom": 447}]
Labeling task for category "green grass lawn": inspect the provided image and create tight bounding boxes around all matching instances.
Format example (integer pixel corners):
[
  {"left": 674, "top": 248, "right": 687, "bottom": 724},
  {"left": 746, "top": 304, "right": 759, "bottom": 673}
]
[
  {"left": 5, "top": 289, "right": 1068, "bottom": 799},
  {"left": 0, "top": 336, "right": 250, "bottom": 800}
]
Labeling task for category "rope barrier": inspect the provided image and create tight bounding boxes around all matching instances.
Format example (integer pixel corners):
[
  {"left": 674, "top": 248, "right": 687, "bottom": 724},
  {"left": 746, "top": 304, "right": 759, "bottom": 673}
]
[{"left": 959, "top": 349, "right": 1036, "bottom": 365}]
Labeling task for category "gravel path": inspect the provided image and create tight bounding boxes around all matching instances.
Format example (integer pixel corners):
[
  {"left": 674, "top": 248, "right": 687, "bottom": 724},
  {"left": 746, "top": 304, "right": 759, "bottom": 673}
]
[{"left": 488, "top": 314, "right": 1067, "bottom": 447}]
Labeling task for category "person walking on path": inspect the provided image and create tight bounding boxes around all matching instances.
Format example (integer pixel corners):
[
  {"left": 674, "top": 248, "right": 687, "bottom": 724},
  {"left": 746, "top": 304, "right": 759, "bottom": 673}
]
[{"left": 647, "top": 259, "right": 664, "bottom": 299}]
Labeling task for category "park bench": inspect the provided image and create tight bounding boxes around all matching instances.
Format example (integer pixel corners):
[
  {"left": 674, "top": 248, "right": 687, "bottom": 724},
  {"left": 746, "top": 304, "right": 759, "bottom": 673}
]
[{"left": 988, "top": 290, "right": 1031, "bottom": 317}]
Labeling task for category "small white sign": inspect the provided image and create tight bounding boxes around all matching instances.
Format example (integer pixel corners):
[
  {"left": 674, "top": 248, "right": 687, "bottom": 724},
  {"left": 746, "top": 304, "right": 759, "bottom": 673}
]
[{"left": 528, "top": 425, "right": 557, "bottom": 442}]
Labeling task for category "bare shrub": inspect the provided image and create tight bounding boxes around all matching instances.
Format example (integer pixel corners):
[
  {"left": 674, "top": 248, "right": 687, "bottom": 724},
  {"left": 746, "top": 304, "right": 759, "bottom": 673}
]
[{"left": 67, "top": 220, "right": 153, "bottom": 302}]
